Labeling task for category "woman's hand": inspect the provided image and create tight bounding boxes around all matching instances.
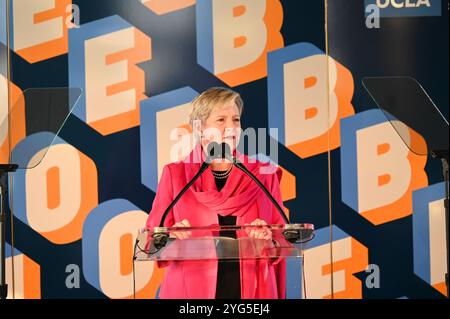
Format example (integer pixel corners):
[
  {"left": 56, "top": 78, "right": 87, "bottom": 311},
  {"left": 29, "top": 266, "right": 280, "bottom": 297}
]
[
  {"left": 245, "top": 219, "right": 272, "bottom": 240},
  {"left": 170, "top": 219, "right": 192, "bottom": 240}
]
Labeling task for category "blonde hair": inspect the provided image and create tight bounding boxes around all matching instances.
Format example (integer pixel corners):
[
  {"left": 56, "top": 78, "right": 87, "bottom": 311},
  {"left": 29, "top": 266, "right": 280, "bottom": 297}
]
[{"left": 189, "top": 87, "right": 244, "bottom": 126}]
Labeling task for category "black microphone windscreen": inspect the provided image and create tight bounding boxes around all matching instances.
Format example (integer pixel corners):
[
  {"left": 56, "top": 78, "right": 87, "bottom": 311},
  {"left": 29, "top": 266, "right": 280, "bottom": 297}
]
[
  {"left": 207, "top": 142, "right": 221, "bottom": 158},
  {"left": 206, "top": 142, "right": 232, "bottom": 160},
  {"left": 220, "top": 142, "right": 232, "bottom": 159}
]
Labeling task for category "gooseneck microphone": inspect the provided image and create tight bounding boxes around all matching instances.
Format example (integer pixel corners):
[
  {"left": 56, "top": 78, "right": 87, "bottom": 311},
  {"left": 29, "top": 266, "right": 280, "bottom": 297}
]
[
  {"left": 152, "top": 142, "right": 225, "bottom": 249},
  {"left": 218, "top": 143, "right": 301, "bottom": 242},
  {"left": 157, "top": 142, "right": 225, "bottom": 228},
  {"left": 218, "top": 143, "right": 290, "bottom": 225},
  {"left": 151, "top": 142, "right": 293, "bottom": 250}
]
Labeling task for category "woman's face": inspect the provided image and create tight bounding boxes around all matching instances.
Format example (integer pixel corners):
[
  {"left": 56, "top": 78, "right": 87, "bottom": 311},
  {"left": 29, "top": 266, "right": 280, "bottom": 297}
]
[{"left": 200, "top": 101, "right": 241, "bottom": 154}]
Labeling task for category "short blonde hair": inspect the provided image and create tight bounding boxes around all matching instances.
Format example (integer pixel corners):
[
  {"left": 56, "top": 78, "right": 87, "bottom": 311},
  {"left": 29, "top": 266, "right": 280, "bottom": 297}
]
[{"left": 189, "top": 87, "right": 244, "bottom": 126}]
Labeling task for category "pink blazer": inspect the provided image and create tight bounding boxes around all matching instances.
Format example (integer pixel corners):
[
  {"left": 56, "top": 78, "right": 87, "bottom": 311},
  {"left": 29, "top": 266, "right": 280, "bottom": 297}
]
[{"left": 146, "top": 146, "right": 287, "bottom": 299}]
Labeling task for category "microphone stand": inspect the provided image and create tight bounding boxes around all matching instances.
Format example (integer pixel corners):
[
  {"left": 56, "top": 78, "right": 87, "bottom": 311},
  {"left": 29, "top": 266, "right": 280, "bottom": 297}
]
[
  {"left": 218, "top": 143, "right": 304, "bottom": 243},
  {"left": 150, "top": 142, "right": 304, "bottom": 253},
  {"left": 229, "top": 154, "right": 303, "bottom": 243},
  {"left": 152, "top": 161, "right": 210, "bottom": 250},
  {"left": 151, "top": 143, "right": 224, "bottom": 250},
  {"left": 231, "top": 160, "right": 289, "bottom": 224}
]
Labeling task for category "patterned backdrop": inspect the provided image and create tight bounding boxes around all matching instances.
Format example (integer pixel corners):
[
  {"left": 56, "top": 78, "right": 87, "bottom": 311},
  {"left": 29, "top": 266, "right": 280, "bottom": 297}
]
[{"left": 0, "top": 0, "right": 448, "bottom": 299}]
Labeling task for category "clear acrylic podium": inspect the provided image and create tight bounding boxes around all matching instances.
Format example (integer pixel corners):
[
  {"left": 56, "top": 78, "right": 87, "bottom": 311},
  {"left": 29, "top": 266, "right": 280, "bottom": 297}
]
[
  {"left": 135, "top": 224, "right": 314, "bottom": 261},
  {"left": 133, "top": 223, "right": 314, "bottom": 298}
]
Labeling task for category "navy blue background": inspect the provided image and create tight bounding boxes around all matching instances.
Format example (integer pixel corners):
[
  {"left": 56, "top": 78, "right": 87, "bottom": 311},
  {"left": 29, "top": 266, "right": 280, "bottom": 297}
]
[{"left": 3, "top": 0, "right": 448, "bottom": 298}]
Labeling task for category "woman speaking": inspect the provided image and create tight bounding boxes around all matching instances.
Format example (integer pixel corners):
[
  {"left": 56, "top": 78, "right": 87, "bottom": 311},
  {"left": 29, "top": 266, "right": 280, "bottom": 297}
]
[{"left": 145, "top": 87, "right": 286, "bottom": 299}]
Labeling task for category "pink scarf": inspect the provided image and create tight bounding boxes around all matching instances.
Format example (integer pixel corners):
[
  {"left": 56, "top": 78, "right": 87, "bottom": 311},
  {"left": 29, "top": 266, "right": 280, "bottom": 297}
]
[{"left": 183, "top": 145, "right": 273, "bottom": 217}]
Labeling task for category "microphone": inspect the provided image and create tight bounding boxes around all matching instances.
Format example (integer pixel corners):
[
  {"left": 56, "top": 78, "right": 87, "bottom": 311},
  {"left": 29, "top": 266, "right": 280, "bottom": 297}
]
[
  {"left": 217, "top": 142, "right": 290, "bottom": 225},
  {"left": 152, "top": 142, "right": 223, "bottom": 250},
  {"left": 206, "top": 141, "right": 228, "bottom": 162},
  {"left": 152, "top": 141, "right": 294, "bottom": 251},
  {"left": 218, "top": 143, "right": 303, "bottom": 242}
]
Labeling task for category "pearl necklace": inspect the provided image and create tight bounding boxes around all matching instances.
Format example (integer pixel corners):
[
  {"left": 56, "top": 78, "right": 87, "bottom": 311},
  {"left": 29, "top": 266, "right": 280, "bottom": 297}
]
[{"left": 211, "top": 166, "right": 233, "bottom": 179}]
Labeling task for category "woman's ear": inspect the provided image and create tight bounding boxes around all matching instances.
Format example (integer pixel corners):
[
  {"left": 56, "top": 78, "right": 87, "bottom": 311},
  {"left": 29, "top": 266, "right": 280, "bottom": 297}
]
[{"left": 192, "top": 119, "right": 201, "bottom": 131}]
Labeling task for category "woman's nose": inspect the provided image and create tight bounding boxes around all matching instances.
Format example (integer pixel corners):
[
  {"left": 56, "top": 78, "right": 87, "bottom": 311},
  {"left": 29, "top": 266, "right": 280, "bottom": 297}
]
[{"left": 224, "top": 127, "right": 234, "bottom": 136}]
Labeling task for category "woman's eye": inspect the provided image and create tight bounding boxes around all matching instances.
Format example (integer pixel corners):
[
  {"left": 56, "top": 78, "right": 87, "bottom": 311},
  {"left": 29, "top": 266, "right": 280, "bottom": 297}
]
[
  {"left": 217, "top": 119, "right": 224, "bottom": 122},
  {"left": 234, "top": 118, "right": 240, "bottom": 122}
]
